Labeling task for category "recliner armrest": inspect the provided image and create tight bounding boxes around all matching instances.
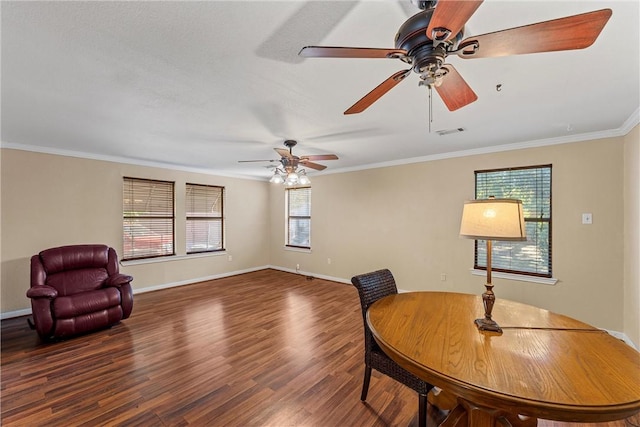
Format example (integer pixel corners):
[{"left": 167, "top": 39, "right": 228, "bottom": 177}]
[
  {"left": 105, "top": 274, "right": 133, "bottom": 287},
  {"left": 26, "top": 285, "right": 58, "bottom": 299}
]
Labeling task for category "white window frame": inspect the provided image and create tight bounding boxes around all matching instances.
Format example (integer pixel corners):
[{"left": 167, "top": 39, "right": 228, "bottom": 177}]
[
  {"left": 474, "top": 164, "right": 552, "bottom": 279},
  {"left": 122, "top": 177, "right": 175, "bottom": 261},
  {"left": 186, "top": 183, "right": 225, "bottom": 254},
  {"left": 285, "top": 187, "right": 311, "bottom": 249}
]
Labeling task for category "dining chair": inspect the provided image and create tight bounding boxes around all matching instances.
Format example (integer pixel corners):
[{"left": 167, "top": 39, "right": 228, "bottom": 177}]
[{"left": 351, "top": 269, "right": 434, "bottom": 427}]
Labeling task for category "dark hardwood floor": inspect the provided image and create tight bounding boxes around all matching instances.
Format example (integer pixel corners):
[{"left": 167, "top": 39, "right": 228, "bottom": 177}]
[{"left": 2, "top": 269, "right": 637, "bottom": 426}]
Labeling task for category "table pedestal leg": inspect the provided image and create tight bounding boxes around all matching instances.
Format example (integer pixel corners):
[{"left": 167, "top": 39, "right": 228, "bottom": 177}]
[
  {"left": 428, "top": 387, "right": 458, "bottom": 410},
  {"left": 440, "top": 398, "right": 537, "bottom": 427}
]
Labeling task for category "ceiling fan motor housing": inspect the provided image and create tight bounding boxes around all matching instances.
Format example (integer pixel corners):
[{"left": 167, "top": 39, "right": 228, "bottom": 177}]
[
  {"left": 395, "top": 10, "right": 463, "bottom": 76},
  {"left": 281, "top": 157, "right": 298, "bottom": 168}
]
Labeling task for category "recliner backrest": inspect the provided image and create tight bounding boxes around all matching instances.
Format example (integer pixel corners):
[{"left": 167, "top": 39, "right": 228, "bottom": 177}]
[{"left": 39, "top": 245, "right": 111, "bottom": 296}]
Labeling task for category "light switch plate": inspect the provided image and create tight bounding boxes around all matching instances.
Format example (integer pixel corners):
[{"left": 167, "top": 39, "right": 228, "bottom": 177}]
[{"left": 582, "top": 213, "right": 593, "bottom": 224}]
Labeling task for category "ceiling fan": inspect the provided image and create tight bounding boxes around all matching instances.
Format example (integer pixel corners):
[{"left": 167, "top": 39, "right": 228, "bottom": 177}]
[
  {"left": 299, "top": 0, "right": 612, "bottom": 114},
  {"left": 239, "top": 140, "right": 338, "bottom": 185}
]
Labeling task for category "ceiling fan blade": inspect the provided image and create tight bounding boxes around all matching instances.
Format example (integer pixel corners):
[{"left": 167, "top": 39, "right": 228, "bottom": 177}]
[
  {"left": 344, "top": 69, "right": 412, "bottom": 115},
  {"left": 299, "top": 46, "right": 408, "bottom": 59},
  {"left": 456, "top": 9, "right": 612, "bottom": 59},
  {"left": 238, "top": 159, "right": 279, "bottom": 163},
  {"left": 426, "top": 0, "right": 483, "bottom": 42},
  {"left": 300, "top": 154, "right": 339, "bottom": 161},
  {"left": 435, "top": 64, "right": 478, "bottom": 111},
  {"left": 274, "top": 148, "right": 293, "bottom": 159},
  {"left": 299, "top": 160, "right": 327, "bottom": 171}
]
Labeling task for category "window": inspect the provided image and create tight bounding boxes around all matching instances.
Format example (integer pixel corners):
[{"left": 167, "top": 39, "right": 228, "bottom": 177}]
[
  {"left": 474, "top": 165, "right": 552, "bottom": 277},
  {"left": 186, "top": 184, "right": 224, "bottom": 254},
  {"left": 123, "top": 177, "right": 175, "bottom": 260},
  {"left": 286, "top": 187, "right": 311, "bottom": 248}
]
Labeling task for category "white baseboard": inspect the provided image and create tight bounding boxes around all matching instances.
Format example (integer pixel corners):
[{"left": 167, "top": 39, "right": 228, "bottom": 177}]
[
  {"left": 1, "top": 266, "right": 270, "bottom": 320},
  {"left": 267, "top": 265, "right": 351, "bottom": 285},
  {"left": 6, "top": 267, "right": 638, "bottom": 351},
  {"left": 1, "top": 308, "right": 32, "bottom": 320},
  {"left": 132, "top": 265, "right": 270, "bottom": 295}
]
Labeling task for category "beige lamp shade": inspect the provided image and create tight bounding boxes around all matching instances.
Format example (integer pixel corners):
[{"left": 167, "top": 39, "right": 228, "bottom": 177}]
[{"left": 459, "top": 198, "right": 527, "bottom": 241}]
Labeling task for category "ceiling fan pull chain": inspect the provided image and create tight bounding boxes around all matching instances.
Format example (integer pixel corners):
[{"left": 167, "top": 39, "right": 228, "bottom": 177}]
[{"left": 428, "top": 85, "right": 433, "bottom": 133}]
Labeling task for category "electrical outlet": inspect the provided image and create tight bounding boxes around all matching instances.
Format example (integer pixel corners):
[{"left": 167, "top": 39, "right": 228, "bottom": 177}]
[
  {"left": 296, "top": 263, "right": 300, "bottom": 272},
  {"left": 228, "top": 255, "right": 233, "bottom": 262},
  {"left": 327, "top": 258, "right": 331, "bottom": 265},
  {"left": 440, "top": 273, "right": 446, "bottom": 281}
]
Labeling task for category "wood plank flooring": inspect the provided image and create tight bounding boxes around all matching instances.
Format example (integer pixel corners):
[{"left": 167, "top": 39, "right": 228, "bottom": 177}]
[{"left": 1, "top": 269, "right": 637, "bottom": 426}]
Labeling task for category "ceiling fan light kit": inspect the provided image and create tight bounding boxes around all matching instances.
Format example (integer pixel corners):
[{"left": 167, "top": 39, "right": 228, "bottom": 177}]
[
  {"left": 270, "top": 168, "right": 310, "bottom": 186},
  {"left": 240, "top": 140, "right": 338, "bottom": 186}
]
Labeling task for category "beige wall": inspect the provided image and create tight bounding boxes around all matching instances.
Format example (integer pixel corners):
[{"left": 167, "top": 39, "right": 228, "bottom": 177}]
[
  {"left": 2, "top": 130, "right": 638, "bottom": 345},
  {"left": 269, "top": 134, "right": 633, "bottom": 338},
  {"left": 623, "top": 125, "right": 640, "bottom": 346},
  {"left": 1, "top": 149, "right": 270, "bottom": 313}
]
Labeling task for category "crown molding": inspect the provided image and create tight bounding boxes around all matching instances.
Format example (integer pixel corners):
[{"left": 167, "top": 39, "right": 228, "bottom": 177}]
[
  {"left": 324, "top": 112, "right": 639, "bottom": 176},
  {"left": 0, "top": 141, "right": 265, "bottom": 181},
  {"left": 2, "top": 108, "right": 638, "bottom": 180}
]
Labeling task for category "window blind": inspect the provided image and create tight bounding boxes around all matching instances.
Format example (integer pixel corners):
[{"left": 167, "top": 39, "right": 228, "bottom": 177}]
[
  {"left": 186, "top": 183, "right": 224, "bottom": 254},
  {"left": 474, "top": 165, "right": 552, "bottom": 277},
  {"left": 123, "top": 177, "right": 175, "bottom": 260},
  {"left": 286, "top": 187, "right": 311, "bottom": 248}
]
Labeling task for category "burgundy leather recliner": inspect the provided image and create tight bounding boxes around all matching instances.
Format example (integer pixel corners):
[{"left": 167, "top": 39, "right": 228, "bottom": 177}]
[{"left": 27, "top": 244, "right": 133, "bottom": 340}]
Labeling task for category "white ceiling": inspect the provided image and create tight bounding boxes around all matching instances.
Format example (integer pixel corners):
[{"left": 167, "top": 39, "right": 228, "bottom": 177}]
[{"left": 2, "top": 1, "right": 639, "bottom": 180}]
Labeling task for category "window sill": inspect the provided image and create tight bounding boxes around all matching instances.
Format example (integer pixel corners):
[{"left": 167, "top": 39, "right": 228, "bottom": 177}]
[
  {"left": 122, "top": 251, "right": 227, "bottom": 266},
  {"left": 470, "top": 269, "right": 558, "bottom": 285},
  {"left": 283, "top": 246, "right": 311, "bottom": 254}
]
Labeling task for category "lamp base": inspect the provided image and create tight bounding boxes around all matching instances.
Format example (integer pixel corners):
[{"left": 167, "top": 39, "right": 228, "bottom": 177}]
[{"left": 475, "top": 317, "right": 503, "bottom": 333}]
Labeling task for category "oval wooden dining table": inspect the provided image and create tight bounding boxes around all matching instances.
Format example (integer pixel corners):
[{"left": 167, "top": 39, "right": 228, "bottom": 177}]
[{"left": 367, "top": 292, "right": 640, "bottom": 427}]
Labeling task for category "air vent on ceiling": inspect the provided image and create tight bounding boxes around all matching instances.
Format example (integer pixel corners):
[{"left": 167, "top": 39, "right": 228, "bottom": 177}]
[{"left": 435, "top": 128, "right": 465, "bottom": 136}]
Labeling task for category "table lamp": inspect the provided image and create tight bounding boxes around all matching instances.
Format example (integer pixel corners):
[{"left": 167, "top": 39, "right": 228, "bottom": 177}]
[{"left": 459, "top": 198, "right": 526, "bottom": 333}]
